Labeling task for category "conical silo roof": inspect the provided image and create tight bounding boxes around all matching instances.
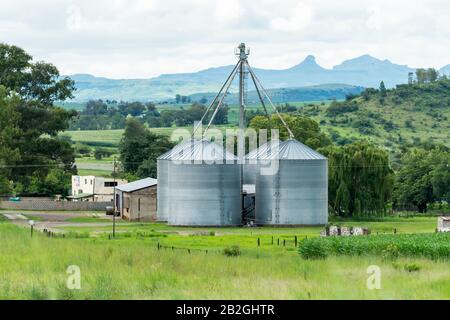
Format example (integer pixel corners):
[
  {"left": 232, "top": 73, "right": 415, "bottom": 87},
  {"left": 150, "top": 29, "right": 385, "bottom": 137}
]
[
  {"left": 246, "top": 139, "right": 326, "bottom": 160},
  {"left": 157, "top": 138, "right": 201, "bottom": 160},
  {"left": 163, "top": 139, "right": 237, "bottom": 161}
]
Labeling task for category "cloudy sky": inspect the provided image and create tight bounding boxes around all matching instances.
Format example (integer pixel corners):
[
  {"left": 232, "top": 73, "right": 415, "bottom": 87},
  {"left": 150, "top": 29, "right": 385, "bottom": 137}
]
[{"left": 1, "top": 0, "right": 449, "bottom": 78}]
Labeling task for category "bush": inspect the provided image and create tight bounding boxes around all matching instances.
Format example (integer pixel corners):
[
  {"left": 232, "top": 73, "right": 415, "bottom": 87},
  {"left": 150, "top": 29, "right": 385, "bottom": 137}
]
[
  {"left": 223, "top": 245, "right": 241, "bottom": 257},
  {"left": 403, "top": 263, "right": 421, "bottom": 272},
  {"left": 299, "top": 239, "right": 329, "bottom": 259},
  {"left": 326, "top": 100, "right": 359, "bottom": 117}
]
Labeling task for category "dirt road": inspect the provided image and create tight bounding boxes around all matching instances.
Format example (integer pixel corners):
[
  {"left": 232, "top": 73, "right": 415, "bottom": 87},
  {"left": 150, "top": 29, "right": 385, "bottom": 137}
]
[{"left": 2, "top": 211, "right": 114, "bottom": 233}]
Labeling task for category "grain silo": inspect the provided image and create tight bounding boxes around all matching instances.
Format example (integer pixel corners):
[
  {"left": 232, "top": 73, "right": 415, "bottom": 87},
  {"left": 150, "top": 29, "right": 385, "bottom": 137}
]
[
  {"left": 167, "top": 139, "right": 241, "bottom": 226},
  {"left": 247, "top": 139, "right": 328, "bottom": 225},
  {"left": 157, "top": 140, "right": 200, "bottom": 221}
]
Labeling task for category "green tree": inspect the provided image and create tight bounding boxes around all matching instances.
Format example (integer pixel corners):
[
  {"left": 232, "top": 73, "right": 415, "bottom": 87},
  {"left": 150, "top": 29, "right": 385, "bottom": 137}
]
[
  {"left": 393, "top": 148, "right": 450, "bottom": 212},
  {"left": 379, "top": 81, "right": 387, "bottom": 97},
  {"left": 416, "top": 68, "right": 427, "bottom": 84},
  {"left": 119, "top": 118, "right": 174, "bottom": 177},
  {"left": 415, "top": 68, "right": 439, "bottom": 84},
  {"left": 320, "top": 142, "right": 394, "bottom": 217},
  {"left": 28, "top": 168, "right": 72, "bottom": 196},
  {"left": 0, "top": 43, "right": 77, "bottom": 195},
  {"left": 249, "top": 114, "right": 332, "bottom": 149},
  {"left": 0, "top": 86, "right": 20, "bottom": 194},
  {"left": 427, "top": 68, "right": 439, "bottom": 82}
]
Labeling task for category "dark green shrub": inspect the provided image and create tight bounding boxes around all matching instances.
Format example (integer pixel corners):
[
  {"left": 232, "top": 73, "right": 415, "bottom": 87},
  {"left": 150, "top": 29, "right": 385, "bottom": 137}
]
[
  {"left": 403, "top": 263, "right": 421, "bottom": 272},
  {"left": 223, "top": 245, "right": 241, "bottom": 257}
]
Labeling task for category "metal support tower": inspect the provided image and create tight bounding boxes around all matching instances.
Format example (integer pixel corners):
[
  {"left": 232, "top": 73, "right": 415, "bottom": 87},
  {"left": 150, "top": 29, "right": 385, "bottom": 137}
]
[{"left": 236, "top": 43, "right": 249, "bottom": 218}]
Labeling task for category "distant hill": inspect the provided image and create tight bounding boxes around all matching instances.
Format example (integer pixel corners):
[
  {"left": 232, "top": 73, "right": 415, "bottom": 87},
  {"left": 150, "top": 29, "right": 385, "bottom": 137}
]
[
  {"left": 66, "top": 54, "right": 447, "bottom": 102},
  {"left": 440, "top": 64, "right": 450, "bottom": 76},
  {"left": 188, "top": 84, "right": 364, "bottom": 104}
]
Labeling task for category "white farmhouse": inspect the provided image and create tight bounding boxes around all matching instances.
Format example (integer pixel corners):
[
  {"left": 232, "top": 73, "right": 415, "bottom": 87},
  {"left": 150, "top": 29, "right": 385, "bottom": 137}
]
[{"left": 69, "top": 175, "right": 127, "bottom": 202}]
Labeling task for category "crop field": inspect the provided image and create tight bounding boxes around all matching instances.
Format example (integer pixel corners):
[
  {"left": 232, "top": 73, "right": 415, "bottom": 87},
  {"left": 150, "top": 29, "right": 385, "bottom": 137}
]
[
  {"left": 299, "top": 233, "right": 450, "bottom": 260},
  {"left": 1, "top": 215, "right": 449, "bottom": 299}
]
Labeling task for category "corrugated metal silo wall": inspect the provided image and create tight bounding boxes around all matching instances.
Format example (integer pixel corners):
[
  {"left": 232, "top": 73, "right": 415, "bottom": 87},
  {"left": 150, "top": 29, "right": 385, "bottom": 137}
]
[
  {"left": 243, "top": 162, "right": 258, "bottom": 185},
  {"left": 168, "top": 162, "right": 241, "bottom": 226},
  {"left": 255, "top": 159, "right": 328, "bottom": 225},
  {"left": 156, "top": 159, "right": 169, "bottom": 221}
]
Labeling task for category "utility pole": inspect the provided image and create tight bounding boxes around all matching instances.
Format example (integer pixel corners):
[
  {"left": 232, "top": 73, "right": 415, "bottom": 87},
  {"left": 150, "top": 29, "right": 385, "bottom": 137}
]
[{"left": 112, "top": 157, "right": 116, "bottom": 238}]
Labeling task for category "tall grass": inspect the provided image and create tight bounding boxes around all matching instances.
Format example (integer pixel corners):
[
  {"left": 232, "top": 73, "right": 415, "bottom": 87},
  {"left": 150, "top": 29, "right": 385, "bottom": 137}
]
[{"left": 1, "top": 221, "right": 450, "bottom": 299}]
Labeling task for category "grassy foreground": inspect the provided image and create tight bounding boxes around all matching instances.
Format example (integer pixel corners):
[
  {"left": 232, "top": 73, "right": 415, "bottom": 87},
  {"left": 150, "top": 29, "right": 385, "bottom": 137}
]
[{"left": 1, "top": 219, "right": 450, "bottom": 299}]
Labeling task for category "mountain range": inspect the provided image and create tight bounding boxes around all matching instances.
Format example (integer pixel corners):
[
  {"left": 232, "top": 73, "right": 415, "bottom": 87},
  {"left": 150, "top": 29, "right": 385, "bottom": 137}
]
[{"left": 66, "top": 54, "right": 450, "bottom": 102}]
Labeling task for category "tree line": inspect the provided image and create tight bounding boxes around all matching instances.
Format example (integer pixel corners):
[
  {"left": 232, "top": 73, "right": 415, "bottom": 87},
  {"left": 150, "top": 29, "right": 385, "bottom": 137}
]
[{"left": 69, "top": 100, "right": 229, "bottom": 130}]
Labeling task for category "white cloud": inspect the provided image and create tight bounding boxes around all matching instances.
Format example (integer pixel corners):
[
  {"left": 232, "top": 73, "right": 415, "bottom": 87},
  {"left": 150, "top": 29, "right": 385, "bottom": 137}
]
[
  {"left": 0, "top": 0, "right": 449, "bottom": 78},
  {"left": 214, "top": 0, "right": 243, "bottom": 24},
  {"left": 270, "top": 2, "right": 313, "bottom": 32}
]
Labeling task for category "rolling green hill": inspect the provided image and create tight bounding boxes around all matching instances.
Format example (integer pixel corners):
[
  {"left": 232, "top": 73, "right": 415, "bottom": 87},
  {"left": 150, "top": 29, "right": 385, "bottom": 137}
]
[{"left": 303, "top": 79, "right": 450, "bottom": 152}]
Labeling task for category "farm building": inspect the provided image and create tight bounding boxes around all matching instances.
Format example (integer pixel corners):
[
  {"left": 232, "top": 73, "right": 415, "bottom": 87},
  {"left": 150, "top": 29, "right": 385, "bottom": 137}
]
[
  {"left": 114, "top": 177, "right": 157, "bottom": 221},
  {"left": 69, "top": 175, "right": 127, "bottom": 202}
]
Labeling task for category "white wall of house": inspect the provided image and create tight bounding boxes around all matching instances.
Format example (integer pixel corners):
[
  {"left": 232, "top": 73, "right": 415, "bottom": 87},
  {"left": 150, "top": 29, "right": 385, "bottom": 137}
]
[
  {"left": 71, "top": 176, "right": 127, "bottom": 202},
  {"left": 72, "top": 175, "right": 95, "bottom": 196}
]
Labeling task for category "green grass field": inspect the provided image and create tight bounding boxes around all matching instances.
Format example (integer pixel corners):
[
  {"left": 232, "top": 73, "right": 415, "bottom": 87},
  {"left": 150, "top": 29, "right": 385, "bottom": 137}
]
[{"left": 1, "top": 216, "right": 449, "bottom": 299}]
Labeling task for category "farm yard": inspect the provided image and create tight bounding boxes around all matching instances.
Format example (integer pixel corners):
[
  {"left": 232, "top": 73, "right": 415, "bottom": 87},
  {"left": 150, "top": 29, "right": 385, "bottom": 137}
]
[{"left": 1, "top": 211, "right": 449, "bottom": 300}]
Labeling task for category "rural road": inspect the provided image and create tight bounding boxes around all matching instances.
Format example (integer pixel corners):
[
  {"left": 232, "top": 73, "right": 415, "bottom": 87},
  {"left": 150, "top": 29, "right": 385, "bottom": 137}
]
[{"left": 2, "top": 212, "right": 115, "bottom": 234}]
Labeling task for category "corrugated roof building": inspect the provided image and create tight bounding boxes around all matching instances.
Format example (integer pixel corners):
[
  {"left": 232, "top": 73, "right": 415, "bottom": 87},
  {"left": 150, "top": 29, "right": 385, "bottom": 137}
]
[{"left": 115, "top": 177, "right": 157, "bottom": 221}]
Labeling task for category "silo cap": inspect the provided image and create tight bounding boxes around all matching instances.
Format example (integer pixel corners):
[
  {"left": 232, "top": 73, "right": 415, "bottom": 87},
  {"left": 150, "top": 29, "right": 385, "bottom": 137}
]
[
  {"left": 161, "top": 139, "right": 237, "bottom": 161},
  {"left": 246, "top": 139, "right": 327, "bottom": 160}
]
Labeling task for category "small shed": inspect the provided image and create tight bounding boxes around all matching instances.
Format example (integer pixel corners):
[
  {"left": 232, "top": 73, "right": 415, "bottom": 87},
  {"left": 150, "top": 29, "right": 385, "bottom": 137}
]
[{"left": 114, "top": 178, "right": 157, "bottom": 221}]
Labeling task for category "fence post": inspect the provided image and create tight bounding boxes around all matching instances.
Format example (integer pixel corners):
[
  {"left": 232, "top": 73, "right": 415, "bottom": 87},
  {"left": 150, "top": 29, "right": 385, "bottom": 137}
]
[
  {"left": 277, "top": 238, "right": 280, "bottom": 246},
  {"left": 271, "top": 236, "right": 274, "bottom": 245},
  {"left": 294, "top": 236, "right": 298, "bottom": 247},
  {"left": 283, "top": 239, "right": 285, "bottom": 247},
  {"left": 257, "top": 238, "right": 260, "bottom": 247}
]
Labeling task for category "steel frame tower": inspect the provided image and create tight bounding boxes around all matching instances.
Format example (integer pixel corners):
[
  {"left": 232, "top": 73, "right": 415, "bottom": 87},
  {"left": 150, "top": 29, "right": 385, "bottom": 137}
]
[{"left": 194, "top": 43, "right": 293, "bottom": 219}]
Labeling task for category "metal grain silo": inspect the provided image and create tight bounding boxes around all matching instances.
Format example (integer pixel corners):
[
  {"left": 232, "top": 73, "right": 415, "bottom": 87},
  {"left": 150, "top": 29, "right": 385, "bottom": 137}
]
[
  {"left": 243, "top": 161, "right": 258, "bottom": 185},
  {"left": 157, "top": 140, "right": 197, "bottom": 222},
  {"left": 167, "top": 139, "right": 241, "bottom": 226},
  {"left": 247, "top": 139, "right": 328, "bottom": 225}
]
